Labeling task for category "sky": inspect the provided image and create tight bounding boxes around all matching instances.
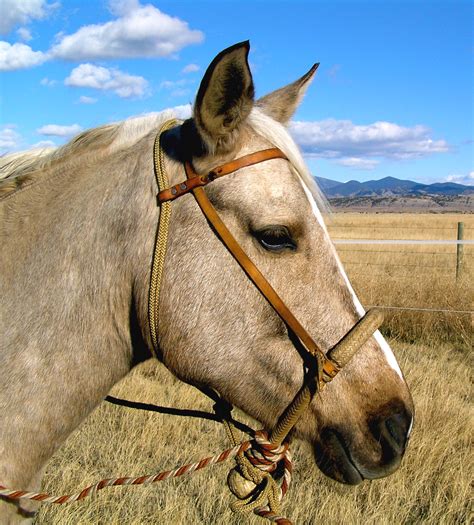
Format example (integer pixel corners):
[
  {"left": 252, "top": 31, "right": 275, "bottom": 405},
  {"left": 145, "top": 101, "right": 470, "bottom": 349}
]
[{"left": 0, "top": 0, "right": 472, "bottom": 185}]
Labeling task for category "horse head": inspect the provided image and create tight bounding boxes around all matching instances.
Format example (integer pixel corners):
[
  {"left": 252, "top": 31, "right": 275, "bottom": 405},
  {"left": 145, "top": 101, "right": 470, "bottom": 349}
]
[{"left": 151, "top": 42, "right": 414, "bottom": 485}]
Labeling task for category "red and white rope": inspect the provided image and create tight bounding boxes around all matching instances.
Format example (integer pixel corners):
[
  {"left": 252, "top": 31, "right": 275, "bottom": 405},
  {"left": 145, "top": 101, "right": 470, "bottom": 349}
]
[
  {"left": 1, "top": 432, "right": 295, "bottom": 524},
  {"left": 0, "top": 441, "right": 251, "bottom": 504},
  {"left": 254, "top": 442, "right": 293, "bottom": 525}
]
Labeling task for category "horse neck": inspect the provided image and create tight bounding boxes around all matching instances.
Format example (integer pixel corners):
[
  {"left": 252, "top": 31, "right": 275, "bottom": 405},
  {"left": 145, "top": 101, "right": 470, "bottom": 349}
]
[
  {"left": 1, "top": 130, "right": 160, "bottom": 367},
  {"left": 0, "top": 132, "right": 167, "bottom": 487}
]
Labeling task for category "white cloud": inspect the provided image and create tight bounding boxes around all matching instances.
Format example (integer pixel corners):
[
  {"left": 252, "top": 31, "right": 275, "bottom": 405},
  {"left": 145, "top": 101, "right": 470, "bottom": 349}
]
[
  {"left": 160, "top": 77, "right": 194, "bottom": 98},
  {"left": 335, "top": 157, "right": 379, "bottom": 170},
  {"left": 0, "top": 125, "right": 21, "bottom": 154},
  {"left": 17, "top": 27, "right": 32, "bottom": 41},
  {"left": 182, "top": 63, "right": 199, "bottom": 74},
  {"left": 290, "top": 119, "right": 450, "bottom": 169},
  {"left": 0, "top": 41, "right": 47, "bottom": 70},
  {"left": 31, "top": 139, "right": 56, "bottom": 148},
  {"left": 170, "top": 103, "right": 192, "bottom": 119},
  {"left": 37, "top": 124, "right": 82, "bottom": 137},
  {"left": 445, "top": 171, "right": 474, "bottom": 186},
  {"left": 78, "top": 95, "right": 97, "bottom": 104},
  {"left": 0, "top": 0, "right": 57, "bottom": 35},
  {"left": 65, "top": 63, "right": 149, "bottom": 98},
  {"left": 51, "top": 0, "right": 204, "bottom": 60},
  {"left": 40, "top": 76, "right": 56, "bottom": 86},
  {"left": 160, "top": 79, "right": 187, "bottom": 89}
]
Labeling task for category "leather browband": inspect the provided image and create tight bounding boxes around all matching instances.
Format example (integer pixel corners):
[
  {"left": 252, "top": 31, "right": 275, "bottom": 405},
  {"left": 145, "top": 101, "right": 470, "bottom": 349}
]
[{"left": 158, "top": 148, "right": 288, "bottom": 203}]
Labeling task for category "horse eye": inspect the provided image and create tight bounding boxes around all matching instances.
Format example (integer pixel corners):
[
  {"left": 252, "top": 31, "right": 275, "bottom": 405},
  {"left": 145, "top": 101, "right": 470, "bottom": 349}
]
[{"left": 254, "top": 226, "right": 297, "bottom": 252}]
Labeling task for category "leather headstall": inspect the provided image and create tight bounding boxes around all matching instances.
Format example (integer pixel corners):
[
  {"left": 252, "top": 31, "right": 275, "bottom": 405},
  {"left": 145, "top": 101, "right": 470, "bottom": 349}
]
[{"left": 156, "top": 133, "right": 340, "bottom": 384}]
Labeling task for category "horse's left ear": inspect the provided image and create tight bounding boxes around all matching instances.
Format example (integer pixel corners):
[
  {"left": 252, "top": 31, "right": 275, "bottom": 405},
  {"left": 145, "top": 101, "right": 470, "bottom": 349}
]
[
  {"left": 257, "top": 63, "right": 319, "bottom": 124},
  {"left": 193, "top": 41, "right": 255, "bottom": 154}
]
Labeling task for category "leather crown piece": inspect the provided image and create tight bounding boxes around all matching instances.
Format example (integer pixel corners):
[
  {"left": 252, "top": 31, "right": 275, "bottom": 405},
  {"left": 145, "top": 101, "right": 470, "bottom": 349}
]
[{"left": 157, "top": 148, "right": 288, "bottom": 203}]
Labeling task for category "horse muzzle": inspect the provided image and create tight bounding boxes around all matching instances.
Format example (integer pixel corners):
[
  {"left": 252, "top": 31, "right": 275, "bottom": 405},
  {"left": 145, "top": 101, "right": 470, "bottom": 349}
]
[{"left": 314, "top": 405, "right": 413, "bottom": 485}]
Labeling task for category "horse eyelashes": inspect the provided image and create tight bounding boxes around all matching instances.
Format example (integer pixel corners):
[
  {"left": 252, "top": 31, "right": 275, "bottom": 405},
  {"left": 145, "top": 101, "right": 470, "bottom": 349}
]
[{"left": 254, "top": 226, "right": 297, "bottom": 252}]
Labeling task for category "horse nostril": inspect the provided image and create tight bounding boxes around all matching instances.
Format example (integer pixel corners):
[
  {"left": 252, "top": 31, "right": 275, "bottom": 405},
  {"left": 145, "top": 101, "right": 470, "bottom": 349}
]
[{"left": 383, "top": 411, "right": 412, "bottom": 452}]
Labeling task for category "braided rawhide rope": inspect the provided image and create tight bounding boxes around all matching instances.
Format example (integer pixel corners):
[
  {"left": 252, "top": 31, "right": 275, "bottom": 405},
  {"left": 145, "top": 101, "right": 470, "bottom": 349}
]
[{"left": 228, "top": 430, "right": 293, "bottom": 525}]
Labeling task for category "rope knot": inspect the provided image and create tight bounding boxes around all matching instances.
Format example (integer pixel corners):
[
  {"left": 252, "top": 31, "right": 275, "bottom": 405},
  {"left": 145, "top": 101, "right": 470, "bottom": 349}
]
[
  {"left": 246, "top": 431, "right": 289, "bottom": 474},
  {"left": 227, "top": 430, "right": 293, "bottom": 524}
]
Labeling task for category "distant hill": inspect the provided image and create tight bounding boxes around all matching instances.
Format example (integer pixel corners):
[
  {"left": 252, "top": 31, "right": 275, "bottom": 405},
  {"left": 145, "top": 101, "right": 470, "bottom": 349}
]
[
  {"left": 315, "top": 175, "right": 474, "bottom": 198},
  {"left": 314, "top": 176, "right": 342, "bottom": 192}
]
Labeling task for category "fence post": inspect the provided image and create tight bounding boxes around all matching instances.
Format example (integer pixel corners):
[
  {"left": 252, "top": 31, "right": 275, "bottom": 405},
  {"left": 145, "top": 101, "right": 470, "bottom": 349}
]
[{"left": 456, "top": 221, "right": 464, "bottom": 281}]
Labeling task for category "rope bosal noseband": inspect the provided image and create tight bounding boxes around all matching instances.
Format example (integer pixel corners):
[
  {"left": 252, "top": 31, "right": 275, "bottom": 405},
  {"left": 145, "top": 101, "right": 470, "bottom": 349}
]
[{"left": 0, "top": 120, "right": 383, "bottom": 524}]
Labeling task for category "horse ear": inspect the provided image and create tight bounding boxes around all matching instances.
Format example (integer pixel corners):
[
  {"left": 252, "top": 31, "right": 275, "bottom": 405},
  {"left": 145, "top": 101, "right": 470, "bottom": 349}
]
[
  {"left": 193, "top": 41, "right": 255, "bottom": 154},
  {"left": 256, "top": 63, "right": 319, "bottom": 124}
]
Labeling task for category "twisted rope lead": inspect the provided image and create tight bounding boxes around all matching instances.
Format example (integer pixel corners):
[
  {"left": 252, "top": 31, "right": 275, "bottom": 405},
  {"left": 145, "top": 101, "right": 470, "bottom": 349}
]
[
  {"left": 0, "top": 441, "right": 251, "bottom": 505},
  {"left": 0, "top": 433, "right": 293, "bottom": 524}
]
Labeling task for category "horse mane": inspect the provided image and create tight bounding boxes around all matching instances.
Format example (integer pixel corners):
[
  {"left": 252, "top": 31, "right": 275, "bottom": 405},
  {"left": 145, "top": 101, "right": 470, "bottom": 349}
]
[
  {"left": 0, "top": 108, "right": 326, "bottom": 212},
  {"left": 0, "top": 110, "right": 178, "bottom": 199}
]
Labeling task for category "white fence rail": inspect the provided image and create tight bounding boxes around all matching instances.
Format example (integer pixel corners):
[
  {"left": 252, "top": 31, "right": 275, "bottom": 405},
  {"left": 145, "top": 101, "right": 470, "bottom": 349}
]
[
  {"left": 333, "top": 240, "right": 473, "bottom": 245},
  {"left": 330, "top": 221, "right": 472, "bottom": 315}
]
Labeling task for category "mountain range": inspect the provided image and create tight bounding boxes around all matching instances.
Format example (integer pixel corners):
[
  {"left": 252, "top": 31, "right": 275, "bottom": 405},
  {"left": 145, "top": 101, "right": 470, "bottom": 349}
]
[{"left": 315, "top": 176, "right": 474, "bottom": 198}]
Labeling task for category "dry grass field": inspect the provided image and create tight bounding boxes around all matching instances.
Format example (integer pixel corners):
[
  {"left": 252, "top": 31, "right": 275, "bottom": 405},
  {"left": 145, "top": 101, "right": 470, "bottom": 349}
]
[
  {"left": 35, "top": 213, "right": 473, "bottom": 525},
  {"left": 327, "top": 213, "right": 473, "bottom": 347}
]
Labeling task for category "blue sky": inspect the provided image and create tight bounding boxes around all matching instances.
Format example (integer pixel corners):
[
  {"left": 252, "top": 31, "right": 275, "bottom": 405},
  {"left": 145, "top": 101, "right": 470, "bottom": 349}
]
[{"left": 1, "top": 0, "right": 472, "bottom": 185}]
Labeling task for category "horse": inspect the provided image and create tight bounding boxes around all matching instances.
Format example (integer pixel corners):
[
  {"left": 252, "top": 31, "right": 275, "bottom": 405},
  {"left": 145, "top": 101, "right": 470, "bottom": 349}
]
[{"left": 0, "top": 41, "right": 414, "bottom": 523}]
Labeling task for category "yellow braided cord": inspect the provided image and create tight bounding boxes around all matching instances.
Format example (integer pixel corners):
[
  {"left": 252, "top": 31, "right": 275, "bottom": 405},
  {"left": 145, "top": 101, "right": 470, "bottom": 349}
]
[
  {"left": 148, "top": 119, "right": 179, "bottom": 355},
  {"left": 270, "top": 352, "right": 323, "bottom": 445},
  {"left": 231, "top": 457, "right": 282, "bottom": 516}
]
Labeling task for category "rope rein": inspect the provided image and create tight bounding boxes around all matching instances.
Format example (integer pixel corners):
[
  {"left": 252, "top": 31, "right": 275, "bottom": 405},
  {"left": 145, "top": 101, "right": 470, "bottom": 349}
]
[
  {"left": 0, "top": 441, "right": 251, "bottom": 504},
  {"left": 0, "top": 430, "right": 292, "bottom": 524}
]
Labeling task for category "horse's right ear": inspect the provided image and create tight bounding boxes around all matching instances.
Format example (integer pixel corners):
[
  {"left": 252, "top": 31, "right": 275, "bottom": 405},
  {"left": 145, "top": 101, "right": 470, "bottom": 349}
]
[
  {"left": 193, "top": 41, "right": 255, "bottom": 154},
  {"left": 256, "top": 63, "right": 319, "bottom": 124}
]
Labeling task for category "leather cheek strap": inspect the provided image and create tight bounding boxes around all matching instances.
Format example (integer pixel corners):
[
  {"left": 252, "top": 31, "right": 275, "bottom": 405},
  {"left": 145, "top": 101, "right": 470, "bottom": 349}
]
[{"left": 187, "top": 171, "right": 340, "bottom": 382}]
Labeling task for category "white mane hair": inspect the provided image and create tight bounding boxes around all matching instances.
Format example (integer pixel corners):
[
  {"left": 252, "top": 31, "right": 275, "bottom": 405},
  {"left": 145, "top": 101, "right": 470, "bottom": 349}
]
[
  {"left": 0, "top": 148, "right": 55, "bottom": 181},
  {"left": 1, "top": 107, "right": 327, "bottom": 213}
]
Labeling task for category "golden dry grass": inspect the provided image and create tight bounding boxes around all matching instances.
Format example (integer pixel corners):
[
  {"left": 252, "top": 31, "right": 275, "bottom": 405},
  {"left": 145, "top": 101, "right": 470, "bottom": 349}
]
[
  {"left": 35, "top": 213, "right": 473, "bottom": 525},
  {"left": 328, "top": 213, "right": 473, "bottom": 347}
]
